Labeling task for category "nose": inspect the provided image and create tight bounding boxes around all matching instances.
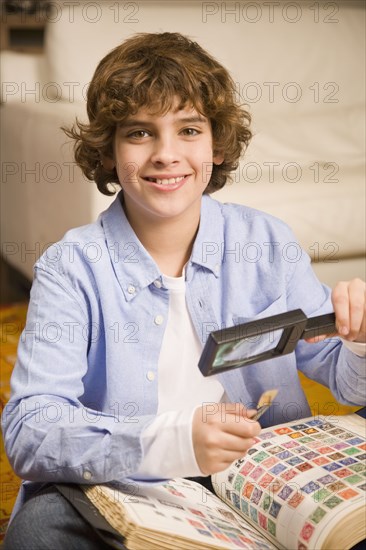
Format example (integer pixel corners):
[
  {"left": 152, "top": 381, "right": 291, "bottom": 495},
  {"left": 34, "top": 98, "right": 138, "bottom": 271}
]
[{"left": 150, "top": 135, "right": 180, "bottom": 166}]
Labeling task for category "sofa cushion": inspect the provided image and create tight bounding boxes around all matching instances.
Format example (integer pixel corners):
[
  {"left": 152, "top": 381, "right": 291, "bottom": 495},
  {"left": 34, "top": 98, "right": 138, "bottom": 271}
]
[
  {"left": 215, "top": 175, "right": 364, "bottom": 261},
  {"left": 44, "top": 1, "right": 365, "bottom": 111},
  {"left": 215, "top": 104, "right": 365, "bottom": 260}
]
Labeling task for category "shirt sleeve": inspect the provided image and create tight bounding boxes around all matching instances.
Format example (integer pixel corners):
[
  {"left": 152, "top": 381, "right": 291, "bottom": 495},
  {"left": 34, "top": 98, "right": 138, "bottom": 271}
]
[
  {"left": 1, "top": 265, "right": 152, "bottom": 484},
  {"left": 133, "top": 408, "right": 204, "bottom": 480}
]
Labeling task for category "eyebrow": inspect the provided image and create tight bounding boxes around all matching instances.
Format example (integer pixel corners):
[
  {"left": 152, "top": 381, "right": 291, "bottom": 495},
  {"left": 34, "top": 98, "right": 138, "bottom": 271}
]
[
  {"left": 177, "top": 116, "right": 208, "bottom": 124},
  {"left": 121, "top": 115, "right": 208, "bottom": 128}
]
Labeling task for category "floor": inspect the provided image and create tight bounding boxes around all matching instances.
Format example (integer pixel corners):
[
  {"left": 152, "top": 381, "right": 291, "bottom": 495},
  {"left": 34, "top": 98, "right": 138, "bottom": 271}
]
[{"left": 0, "top": 259, "right": 30, "bottom": 540}]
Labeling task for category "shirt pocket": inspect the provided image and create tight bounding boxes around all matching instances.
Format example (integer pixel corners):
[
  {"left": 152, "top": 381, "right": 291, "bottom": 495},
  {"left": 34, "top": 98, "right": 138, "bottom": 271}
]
[{"left": 232, "top": 295, "right": 286, "bottom": 326}]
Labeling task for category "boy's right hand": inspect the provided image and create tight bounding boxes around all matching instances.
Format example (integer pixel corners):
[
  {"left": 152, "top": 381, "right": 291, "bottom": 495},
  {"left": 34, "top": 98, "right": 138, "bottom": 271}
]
[{"left": 192, "top": 403, "right": 261, "bottom": 475}]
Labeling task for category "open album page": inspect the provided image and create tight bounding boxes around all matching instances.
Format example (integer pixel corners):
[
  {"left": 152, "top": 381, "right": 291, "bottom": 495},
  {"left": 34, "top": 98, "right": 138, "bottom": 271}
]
[
  {"left": 212, "top": 414, "right": 366, "bottom": 550},
  {"left": 84, "top": 478, "right": 278, "bottom": 549}
]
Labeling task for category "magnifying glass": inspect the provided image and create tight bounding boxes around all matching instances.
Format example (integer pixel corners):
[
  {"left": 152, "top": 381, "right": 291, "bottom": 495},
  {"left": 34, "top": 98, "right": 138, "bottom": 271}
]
[{"left": 198, "top": 310, "right": 336, "bottom": 377}]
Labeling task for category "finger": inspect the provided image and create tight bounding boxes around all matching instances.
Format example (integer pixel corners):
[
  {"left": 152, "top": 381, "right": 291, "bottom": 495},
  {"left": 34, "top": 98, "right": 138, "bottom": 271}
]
[
  {"left": 195, "top": 427, "right": 259, "bottom": 475},
  {"left": 220, "top": 416, "right": 261, "bottom": 439},
  {"left": 332, "top": 281, "right": 351, "bottom": 336},
  {"left": 202, "top": 440, "right": 257, "bottom": 474},
  {"left": 224, "top": 408, "right": 258, "bottom": 421},
  {"left": 305, "top": 334, "right": 331, "bottom": 344},
  {"left": 220, "top": 432, "right": 259, "bottom": 453},
  {"left": 218, "top": 448, "right": 251, "bottom": 466},
  {"left": 348, "top": 278, "right": 366, "bottom": 340},
  {"left": 219, "top": 403, "right": 257, "bottom": 419}
]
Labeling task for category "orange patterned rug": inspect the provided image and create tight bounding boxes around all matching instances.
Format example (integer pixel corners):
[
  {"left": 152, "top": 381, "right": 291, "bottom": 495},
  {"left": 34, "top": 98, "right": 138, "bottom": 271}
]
[
  {"left": 0, "top": 303, "right": 27, "bottom": 541},
  {"left": 0, "top": 302, "right": 359, "bottom": 541}
]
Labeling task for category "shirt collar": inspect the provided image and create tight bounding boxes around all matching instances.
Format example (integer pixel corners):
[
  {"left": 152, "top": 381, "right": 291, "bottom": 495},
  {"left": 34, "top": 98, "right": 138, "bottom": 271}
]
[
  {"left": 100, "top": 192, "right": 225, "bottom": 300},
  {"left": 190, "top": 194, "right": 224, "bottom": 278}
]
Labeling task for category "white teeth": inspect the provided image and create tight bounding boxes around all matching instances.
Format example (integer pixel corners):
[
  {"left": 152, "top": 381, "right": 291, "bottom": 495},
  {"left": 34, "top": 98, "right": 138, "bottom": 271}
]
[{"left": 147, "top": 176, "right": 185, "bottom": 185}]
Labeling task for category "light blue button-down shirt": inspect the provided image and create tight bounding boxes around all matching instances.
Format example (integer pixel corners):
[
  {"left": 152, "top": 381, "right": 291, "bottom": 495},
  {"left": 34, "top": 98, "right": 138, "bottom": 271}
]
[{"left": 2, "top": 192, "right": 365, "bottom": 511}]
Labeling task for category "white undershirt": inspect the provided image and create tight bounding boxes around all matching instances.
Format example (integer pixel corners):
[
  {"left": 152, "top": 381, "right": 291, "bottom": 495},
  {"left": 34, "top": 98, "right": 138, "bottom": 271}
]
[
  {"left": 135, "top": 273, "right": 226, "bottom": 480},
  {"left": 157, "top": 273, "right": 224, "bottom": 413}
]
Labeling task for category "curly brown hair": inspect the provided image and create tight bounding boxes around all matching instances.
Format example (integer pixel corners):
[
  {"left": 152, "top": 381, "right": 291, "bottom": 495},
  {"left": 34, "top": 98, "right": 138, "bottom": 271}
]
[{"left": 64, "top": 32, "right": 252, "bottom": 196}]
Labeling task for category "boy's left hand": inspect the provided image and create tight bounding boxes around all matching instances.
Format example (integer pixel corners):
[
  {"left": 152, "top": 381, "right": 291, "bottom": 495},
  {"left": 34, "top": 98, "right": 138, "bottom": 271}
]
[{"left": 332, "top": 278, "right": 366, "bottom": 343}]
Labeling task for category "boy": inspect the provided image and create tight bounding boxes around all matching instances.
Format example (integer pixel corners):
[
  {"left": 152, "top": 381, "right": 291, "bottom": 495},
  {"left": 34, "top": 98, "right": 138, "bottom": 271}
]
[{"left": 2, "top": 32, "right": 365, "bottom": 549}]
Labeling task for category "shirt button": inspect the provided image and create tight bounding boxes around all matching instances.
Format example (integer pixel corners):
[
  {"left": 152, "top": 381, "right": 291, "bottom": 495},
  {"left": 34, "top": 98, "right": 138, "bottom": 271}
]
[
  {"left": 83, "top": 470, "right": 92, "bottom": 480},
  {"left": 153, "top": 279, "right": 162, "bottom": 289},
  {"left": 146, "top": 371, "right": 155, "bottom": 381},
  {"left": 127, "top": 285, "right": 136, "bottom": 294},
  {"left": 154, "top": 315, "right": 164, "bottom": 325}
]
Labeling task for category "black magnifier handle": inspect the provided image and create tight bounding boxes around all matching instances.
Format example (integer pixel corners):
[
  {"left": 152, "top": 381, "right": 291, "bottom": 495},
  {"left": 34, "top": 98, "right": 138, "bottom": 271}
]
[
  {"left": 300, "top": 312, "right": 337, "bottom": 340},
  {"left": 198, "top": 310, "right": 339, "bottom": 378}
]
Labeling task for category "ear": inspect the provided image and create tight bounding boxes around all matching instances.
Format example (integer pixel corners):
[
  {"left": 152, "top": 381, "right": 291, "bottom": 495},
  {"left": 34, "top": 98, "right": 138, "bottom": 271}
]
[
  {"left": 100, "top": 154, "right": 115, "bottom": 170},
  {"left": 213, "top": 152, "right": 224, "bottom": 166}
]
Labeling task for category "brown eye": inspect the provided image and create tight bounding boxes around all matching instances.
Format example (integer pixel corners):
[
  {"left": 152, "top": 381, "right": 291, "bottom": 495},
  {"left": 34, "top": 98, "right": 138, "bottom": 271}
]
[
  {"left": 181, "top": 128, "right": 200, "bottom": 136},
  {"left": 128, "top": 130, "right": 150, "bottom": 139}
]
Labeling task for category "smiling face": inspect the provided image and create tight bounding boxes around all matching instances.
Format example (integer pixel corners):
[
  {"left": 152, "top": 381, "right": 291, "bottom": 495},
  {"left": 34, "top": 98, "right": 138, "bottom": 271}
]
[{"left": 103, "top": 102, "right": 223, "bottom": 230}]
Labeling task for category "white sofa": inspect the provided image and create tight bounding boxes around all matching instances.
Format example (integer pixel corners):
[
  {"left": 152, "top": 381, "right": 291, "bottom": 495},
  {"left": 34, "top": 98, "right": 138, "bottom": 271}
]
[{"left": 1, "top": 0, "right": 365, "bottom": 288}]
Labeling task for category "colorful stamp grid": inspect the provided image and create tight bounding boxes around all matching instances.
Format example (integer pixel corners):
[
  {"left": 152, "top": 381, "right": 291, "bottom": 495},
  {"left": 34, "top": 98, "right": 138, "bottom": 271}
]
[
  {"left": 129, "top": 480, "right": 275, "bottom": 549},
  {"left": 228, "top": 419, "right": 365, "bottom": 549}
]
